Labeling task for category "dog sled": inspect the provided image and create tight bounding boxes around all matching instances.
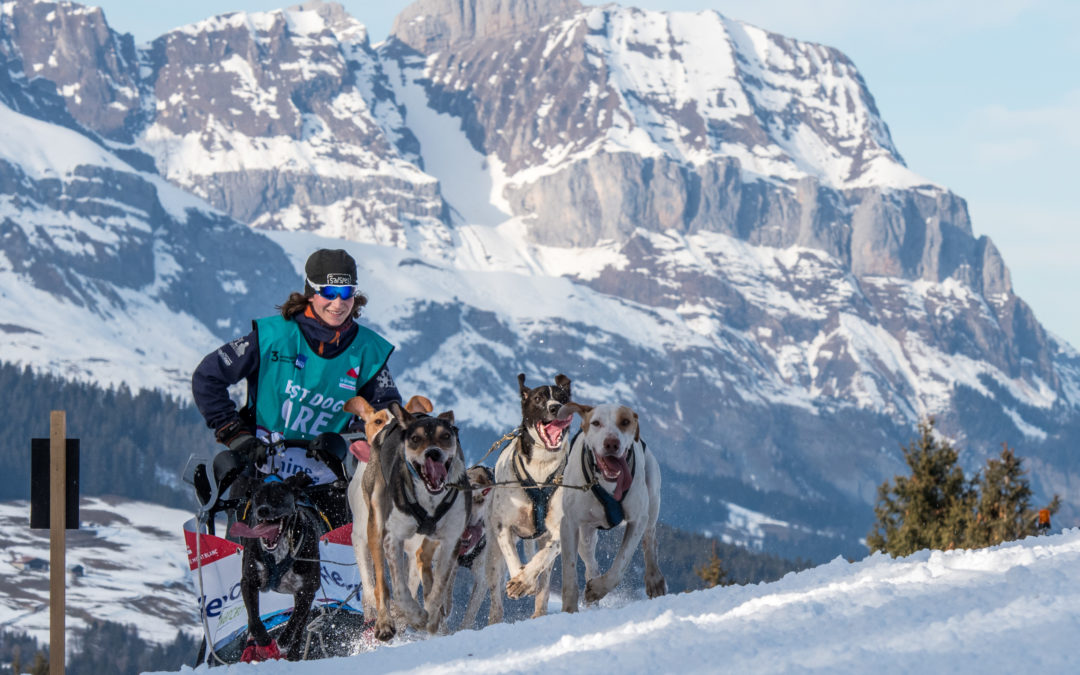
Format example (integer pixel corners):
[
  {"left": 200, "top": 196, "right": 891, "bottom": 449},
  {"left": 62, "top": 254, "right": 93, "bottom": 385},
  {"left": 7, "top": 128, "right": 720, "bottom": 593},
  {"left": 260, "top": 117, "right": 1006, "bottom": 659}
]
[{"left": 181, "top": 432, "right": 369, "bottom": 665}]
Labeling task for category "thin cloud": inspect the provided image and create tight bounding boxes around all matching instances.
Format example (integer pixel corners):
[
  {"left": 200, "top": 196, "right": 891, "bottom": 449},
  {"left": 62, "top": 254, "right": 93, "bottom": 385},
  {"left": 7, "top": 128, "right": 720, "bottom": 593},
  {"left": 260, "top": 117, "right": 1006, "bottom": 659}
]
[
  {"left": 971, "top": 90, "right": 1080, "bottom": 165},
  {"left": 624, "top": 0, "right": 1044, "bottom": 46}
]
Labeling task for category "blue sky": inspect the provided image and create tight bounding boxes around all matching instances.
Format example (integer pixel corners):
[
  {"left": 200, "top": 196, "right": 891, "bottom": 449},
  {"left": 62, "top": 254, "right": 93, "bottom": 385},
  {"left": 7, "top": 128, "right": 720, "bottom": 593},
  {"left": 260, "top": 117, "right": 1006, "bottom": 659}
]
[{"left": 90, "top": 0, "right": 1080, "bottom": 349}]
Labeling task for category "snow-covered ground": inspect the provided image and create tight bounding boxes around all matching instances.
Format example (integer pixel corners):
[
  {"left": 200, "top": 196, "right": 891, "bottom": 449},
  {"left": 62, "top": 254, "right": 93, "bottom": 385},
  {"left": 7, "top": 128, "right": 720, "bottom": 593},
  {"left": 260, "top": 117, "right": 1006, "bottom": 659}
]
[{"left": 151, "top": 529, "right": 1080, "bottom": 674}]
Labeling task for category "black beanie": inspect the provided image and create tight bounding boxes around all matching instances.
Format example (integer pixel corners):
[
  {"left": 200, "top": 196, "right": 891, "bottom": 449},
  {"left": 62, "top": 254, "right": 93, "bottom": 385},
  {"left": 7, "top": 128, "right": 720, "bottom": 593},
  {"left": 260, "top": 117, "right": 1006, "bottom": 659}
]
[{"left": 304, "top": 249, "right": 357, "bottom": 296}]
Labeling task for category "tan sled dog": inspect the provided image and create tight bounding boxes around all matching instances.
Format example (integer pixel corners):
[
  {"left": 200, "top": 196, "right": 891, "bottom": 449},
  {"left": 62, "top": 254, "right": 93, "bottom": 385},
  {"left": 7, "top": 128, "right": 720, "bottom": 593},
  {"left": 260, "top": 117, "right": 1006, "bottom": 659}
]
[{"left": 346, "top": 396, "right": 468, "bottom": 640}]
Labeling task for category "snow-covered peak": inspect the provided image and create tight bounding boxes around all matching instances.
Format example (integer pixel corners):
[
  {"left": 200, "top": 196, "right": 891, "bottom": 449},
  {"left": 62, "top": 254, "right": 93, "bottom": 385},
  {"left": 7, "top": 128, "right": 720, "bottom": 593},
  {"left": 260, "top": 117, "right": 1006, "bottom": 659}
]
[
  {"left": 558, "top": 5, "right": 930, "bottom": 190},
  {"left": 167, "top": 1, "right": 366, "bottom": 42}
]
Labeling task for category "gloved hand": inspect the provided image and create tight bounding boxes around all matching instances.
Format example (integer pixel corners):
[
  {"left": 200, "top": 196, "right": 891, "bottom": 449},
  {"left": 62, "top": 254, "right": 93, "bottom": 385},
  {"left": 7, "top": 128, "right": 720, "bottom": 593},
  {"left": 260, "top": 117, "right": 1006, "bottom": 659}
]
[
  {"left": 229, "top": 433, "right": 267, "bottom": 466},
  {"left": 216, "top": 420, "right": 266, "bottom": 465}
]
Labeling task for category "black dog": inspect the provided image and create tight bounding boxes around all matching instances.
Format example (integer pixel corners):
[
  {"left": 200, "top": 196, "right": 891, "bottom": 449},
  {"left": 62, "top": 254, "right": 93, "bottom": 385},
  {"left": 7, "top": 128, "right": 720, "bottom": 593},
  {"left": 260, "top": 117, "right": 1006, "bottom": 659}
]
[{"left": 229, "top": 473, "right": 323, "bottom": 662}]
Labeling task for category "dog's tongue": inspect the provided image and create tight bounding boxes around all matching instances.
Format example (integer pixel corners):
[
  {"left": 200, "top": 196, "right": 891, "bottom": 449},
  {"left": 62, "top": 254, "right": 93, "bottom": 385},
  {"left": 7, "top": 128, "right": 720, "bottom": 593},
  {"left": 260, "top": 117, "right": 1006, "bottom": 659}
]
[
  {"left": 540, "top": 417, "right": 571, "bottom": 447},
  {"left": 229, "top": 521, "right": 281, "bottom": 540},
  {"left": 424, "top": 456, "right": 447, "bottom": 488},
  {"left": 599, "top": 455, "right": 633, "bottom": 500}
]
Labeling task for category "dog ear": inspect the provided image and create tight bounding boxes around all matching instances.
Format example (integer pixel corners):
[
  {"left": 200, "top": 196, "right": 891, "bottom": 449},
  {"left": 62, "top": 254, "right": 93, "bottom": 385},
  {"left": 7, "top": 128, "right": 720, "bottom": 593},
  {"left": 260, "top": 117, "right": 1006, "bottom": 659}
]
[
  {"left": 344, "top": 395, "right": 375, "bottom": 421},
  {"left": 557, "top": 401, "right": 591, "bottom": 420},
  {"left": 405, "top": 395, "right": 433, "bottom": 414},
  {"left": 389, "top": 400, "right": 412, "bottom": 426},
  {"left": 437, "top": 410, "right": 455, "bottom": 425},
  {"left": 555, "top": 374, "right": 571, "bottom": 395},
  {"left": 633, "top": 410, "right": 640, "bottom": 442},
  {"left": 518, "top": 373, "right": 528, "bottom": 398}
]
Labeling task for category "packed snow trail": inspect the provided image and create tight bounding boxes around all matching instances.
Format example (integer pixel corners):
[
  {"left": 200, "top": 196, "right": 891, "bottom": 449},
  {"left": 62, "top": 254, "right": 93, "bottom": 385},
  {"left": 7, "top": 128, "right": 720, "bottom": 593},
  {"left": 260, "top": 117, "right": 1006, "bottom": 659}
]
[{"left": 153, "top": 529, "right": 1080, "bottom": 673}]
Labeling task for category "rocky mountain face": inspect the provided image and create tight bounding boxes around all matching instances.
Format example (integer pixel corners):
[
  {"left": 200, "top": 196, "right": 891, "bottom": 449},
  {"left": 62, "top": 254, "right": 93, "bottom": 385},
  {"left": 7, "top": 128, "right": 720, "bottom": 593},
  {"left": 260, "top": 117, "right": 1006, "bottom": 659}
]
[{"left": 1, "top": 0, "right": 1077, "bottom": 560}]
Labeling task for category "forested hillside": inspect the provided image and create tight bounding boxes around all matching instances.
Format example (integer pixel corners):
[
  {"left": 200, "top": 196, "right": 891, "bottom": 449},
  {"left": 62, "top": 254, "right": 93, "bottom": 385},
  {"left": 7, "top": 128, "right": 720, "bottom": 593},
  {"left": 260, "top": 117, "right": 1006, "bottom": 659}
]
[{"left": 0, "top": 363, "right": 214, "bottom": 508}]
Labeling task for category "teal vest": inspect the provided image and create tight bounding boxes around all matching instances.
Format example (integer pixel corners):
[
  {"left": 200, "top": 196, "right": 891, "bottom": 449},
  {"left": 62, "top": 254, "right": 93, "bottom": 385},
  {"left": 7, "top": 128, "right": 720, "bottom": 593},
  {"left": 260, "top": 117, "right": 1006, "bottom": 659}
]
[{"left": 252, "top": 315, "right": 394, "bottom": 440}]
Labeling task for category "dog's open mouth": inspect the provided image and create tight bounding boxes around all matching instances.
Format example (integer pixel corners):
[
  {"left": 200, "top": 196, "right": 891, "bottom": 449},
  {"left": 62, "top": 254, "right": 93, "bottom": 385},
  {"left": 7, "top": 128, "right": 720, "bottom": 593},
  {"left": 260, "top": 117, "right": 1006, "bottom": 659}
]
[
  {"left": 595, "top": 453, "right": 633, "bottom": 500},
  {"left": 535, "top": 416, "right": 572, "bottom": 449},
  {"left": 229, "top": 519, "right": 285, "bottom": 549},
  {"left": 456, "top": 521, "right": 484, "bottom": 558},
  {"left": 416, "top": 455, "right": 450, "bottom": 494}
]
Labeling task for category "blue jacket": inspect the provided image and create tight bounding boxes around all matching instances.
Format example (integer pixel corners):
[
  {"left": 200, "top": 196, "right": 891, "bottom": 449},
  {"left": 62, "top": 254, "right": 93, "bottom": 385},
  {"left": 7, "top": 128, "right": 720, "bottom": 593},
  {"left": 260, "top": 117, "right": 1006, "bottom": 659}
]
[{"left": 192, "top": 309, "right": 402, "bottom": 435}]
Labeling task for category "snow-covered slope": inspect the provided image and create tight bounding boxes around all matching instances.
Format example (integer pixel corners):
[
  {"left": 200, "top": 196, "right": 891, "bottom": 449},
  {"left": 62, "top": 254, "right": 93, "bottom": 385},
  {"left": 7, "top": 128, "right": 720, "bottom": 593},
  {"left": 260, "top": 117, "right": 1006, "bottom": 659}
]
[
  {"left": 149, "top": 528, "right": 1080, "bottom": 673},
  {"left": 8, "top": 494, "right": 1077, "bottom": 674},
  {"left": 0, "top": 498, "right": 196, "bottom": 646}
]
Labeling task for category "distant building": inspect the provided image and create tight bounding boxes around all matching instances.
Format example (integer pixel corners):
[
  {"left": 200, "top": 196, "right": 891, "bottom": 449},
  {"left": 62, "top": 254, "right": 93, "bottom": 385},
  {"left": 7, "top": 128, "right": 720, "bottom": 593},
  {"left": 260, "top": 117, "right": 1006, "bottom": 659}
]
[{"left": 9, "top": 555, "right": 49, "bottom": 572}]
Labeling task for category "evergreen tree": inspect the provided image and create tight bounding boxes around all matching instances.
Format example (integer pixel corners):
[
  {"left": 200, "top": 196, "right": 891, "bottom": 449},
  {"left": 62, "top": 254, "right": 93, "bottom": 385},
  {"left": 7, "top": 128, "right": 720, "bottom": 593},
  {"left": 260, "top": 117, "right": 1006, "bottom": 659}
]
[
  {"left": 867, "top": 419, "right": 974, "bottom": 556},
  {"left": 971, "top": 443, "right": 1030, "bottom": 547},
  {"left": 869, "top": 422, "right": 1061, "bottom": 556},
  {"left": 970, "top": 444, "right": 1061, "bottom": 547},
  {"left": 694, "top": 543, "right": 733, "bottom": 589}
]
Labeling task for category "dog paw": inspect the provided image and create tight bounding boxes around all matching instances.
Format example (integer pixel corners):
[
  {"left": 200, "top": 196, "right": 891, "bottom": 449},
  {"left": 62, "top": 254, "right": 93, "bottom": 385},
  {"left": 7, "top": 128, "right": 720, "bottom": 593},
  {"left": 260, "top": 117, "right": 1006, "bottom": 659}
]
[
  {"left": 646, "top": 573, "right": 668, "bottom": 598},
  {"left": 506, "top": 573, "right": 535, "bottom": 599},
  {"left": 584, "top": 577, "right": 611, "bottom": 604},
  {"left": 403, "top": 607, "right": 429, "bottom": 631},
  {"left": 240, "top": 639, "right": 282, "bottom": 663},
  {"left": 375, "top": 618, "right": 396, "bottom": 642}
]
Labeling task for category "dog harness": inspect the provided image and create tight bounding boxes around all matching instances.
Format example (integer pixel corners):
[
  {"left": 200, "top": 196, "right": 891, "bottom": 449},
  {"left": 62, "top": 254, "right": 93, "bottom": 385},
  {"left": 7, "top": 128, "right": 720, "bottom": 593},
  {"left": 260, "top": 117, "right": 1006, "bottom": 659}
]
[
  {"left": 391, "top": 459, "right": 472, "bottom": 536},
  {"left": 513, "top": 446, "right": 568, "bottom": 540},
  {"left": 256, "top": 507, "right": 324, "bottom": 590},
  {"left": 393, "top": 464, "right": 459, "bottom": 536},
  {"left": 579, "top": 433, "right": 640, "bottom": 530}
]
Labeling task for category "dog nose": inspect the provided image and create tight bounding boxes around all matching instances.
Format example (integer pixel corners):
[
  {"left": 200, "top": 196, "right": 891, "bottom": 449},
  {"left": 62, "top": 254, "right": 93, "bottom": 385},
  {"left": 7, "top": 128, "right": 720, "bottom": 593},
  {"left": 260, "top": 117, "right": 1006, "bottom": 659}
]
[
  {"left": 603, "top": 436, "right": 620, "bottom": 454},
  {"left": 425, "top": 448, "right": 442, "bottom": 461},
  {"left": 255, "top": 505, "right": 272, "bottom": 520}
]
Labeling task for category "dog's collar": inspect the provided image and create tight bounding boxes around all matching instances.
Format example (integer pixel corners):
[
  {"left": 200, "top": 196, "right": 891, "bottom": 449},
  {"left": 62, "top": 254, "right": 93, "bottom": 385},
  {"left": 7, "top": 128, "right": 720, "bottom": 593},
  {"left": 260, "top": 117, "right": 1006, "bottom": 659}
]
[
  {"left": 456, "top": 528, "right": 487, "bottom": 569},
  {"left": 581, "top": 435, "right": 639, "bottom": 530},
  {"left": 513, "top": 446, "right": 567, "bottom": 540}
]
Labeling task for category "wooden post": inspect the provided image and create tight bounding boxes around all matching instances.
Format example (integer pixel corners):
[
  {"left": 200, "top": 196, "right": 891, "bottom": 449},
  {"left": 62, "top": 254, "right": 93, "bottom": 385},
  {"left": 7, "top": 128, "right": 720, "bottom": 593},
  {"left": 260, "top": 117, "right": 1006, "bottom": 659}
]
[{"left": 49, "top": 410, "right": 65, "bottom": 675}]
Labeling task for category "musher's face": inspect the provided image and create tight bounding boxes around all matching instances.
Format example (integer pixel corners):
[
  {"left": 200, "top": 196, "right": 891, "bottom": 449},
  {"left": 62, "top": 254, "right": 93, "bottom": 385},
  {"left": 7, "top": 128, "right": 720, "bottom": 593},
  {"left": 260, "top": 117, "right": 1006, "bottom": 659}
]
[{"left": 309, "top": 292, "right": 355, "bottom": 327}]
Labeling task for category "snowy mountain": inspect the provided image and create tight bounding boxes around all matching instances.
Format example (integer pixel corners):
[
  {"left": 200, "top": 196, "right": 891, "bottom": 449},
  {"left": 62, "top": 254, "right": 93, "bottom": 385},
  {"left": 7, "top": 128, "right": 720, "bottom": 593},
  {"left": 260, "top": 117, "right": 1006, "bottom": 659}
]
[{"left": 2, "top": 0, "right": 1079, "bottom": 559}]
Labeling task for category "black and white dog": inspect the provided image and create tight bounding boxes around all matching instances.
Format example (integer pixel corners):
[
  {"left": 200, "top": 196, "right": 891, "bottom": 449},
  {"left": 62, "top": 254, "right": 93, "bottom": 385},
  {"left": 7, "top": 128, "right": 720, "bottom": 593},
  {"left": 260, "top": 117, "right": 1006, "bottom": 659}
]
[
  {"left": 229, "top": 473, "right": 323, "bottom": 662},
  {"left": 486, "top": 373, "right": 574, "bottom": 621}
]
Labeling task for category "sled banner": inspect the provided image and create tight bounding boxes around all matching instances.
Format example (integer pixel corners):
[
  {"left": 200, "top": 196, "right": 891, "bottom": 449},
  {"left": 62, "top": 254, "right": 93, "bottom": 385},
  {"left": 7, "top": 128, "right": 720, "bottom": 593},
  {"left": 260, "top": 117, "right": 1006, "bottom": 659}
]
[{"left": 183, "top": 519, "right": 363, "bottom": 652}]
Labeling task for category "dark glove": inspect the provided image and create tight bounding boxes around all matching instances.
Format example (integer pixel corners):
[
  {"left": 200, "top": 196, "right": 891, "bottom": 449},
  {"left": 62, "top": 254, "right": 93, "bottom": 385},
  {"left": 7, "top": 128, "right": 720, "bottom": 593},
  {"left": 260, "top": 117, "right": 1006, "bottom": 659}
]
[
  {"left": 230, "top": 434, "right": 267, "bottom": 466},
  {"left": 216, "top": 420, "right": 266, "bottom": 465}
]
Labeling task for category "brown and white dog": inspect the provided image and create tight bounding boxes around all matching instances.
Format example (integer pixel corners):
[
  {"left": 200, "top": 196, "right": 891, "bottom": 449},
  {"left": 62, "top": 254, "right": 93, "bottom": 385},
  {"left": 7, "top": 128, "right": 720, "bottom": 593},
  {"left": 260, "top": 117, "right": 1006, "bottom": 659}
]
[
  {"left": 407, "top": 464, "right": 496, "bottom": 630},
  {"left": 487, "top": 373, "right": 574, "bottom": 620},
  {"left": 513, "top": 402, "right": 666, "bottom": 611},
  {"left": 346, "top": 396, "right": 468, "bottom": 641}
]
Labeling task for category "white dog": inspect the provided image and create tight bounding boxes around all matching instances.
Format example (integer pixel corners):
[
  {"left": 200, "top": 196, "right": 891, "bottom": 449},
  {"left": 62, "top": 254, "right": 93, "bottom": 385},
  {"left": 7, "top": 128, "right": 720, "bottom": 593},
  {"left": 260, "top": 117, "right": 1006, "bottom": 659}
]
[{"left": 512, "top": 402, "right": 666, "bottom": 611}]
